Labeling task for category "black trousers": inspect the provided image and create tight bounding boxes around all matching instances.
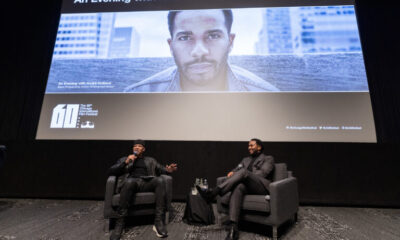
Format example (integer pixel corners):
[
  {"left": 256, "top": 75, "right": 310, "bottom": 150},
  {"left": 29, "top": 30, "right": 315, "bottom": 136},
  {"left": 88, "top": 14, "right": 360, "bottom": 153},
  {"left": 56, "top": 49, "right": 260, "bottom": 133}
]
[
  {"left": 218, "top": 168, "right": 268, "bottom": 222},
  {"left": 119, "top": 176, "right": 166, "bottom": 220}
]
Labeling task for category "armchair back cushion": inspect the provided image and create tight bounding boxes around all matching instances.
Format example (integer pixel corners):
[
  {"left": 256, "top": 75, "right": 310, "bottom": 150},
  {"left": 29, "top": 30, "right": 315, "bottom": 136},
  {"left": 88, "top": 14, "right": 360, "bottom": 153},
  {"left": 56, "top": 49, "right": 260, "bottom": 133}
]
[{"left": 272, "top": 163, "right": 288, "bottom": 182}]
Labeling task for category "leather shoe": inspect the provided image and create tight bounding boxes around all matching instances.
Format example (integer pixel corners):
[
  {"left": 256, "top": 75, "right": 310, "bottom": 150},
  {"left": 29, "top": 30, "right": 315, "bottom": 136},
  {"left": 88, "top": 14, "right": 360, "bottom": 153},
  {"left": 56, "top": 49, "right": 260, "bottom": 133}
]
[
  {"left": 225, "top": 224, "right": 239, "bottom": 240},
  {"left": 196, "top": 185, "right": 217, "bottom": 202},
  {"left": 153, "top": 220, "right": 168, "bottom": 238},
  {"left": 110, "top": 218, "right": 125, "bottom": 240}
]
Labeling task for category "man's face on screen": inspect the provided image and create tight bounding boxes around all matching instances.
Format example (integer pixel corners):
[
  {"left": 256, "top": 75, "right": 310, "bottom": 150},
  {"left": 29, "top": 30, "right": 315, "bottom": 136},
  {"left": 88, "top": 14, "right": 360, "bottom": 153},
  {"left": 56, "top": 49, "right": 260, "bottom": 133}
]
[
  {"left": 248, "top": 140, "right": 261, "bottom": 155},
  {"left": 168, "top": 10, "right": 235, "bottom": 90}
]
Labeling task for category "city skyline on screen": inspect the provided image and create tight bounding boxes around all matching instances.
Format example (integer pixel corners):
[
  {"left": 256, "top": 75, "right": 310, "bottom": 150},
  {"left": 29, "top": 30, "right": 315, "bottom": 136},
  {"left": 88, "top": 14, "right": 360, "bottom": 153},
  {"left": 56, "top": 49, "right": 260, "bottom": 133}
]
[{"left": 52, "top": 6, "right": 361, "bottom": 59}]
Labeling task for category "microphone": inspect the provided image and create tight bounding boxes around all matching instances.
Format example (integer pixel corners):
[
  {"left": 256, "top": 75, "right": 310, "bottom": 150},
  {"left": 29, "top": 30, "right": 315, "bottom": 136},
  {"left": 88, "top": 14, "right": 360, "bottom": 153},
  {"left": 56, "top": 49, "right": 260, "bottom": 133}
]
[{"left": 126, "top": 151, "right": 138, "bottom": 164}]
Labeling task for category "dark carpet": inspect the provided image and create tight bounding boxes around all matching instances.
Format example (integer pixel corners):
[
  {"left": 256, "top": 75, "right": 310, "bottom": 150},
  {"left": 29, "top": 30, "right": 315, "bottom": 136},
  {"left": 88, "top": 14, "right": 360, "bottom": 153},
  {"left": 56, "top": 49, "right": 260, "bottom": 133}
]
[{"left": 0, "top": 199, "right": 399, "bottom": 240}]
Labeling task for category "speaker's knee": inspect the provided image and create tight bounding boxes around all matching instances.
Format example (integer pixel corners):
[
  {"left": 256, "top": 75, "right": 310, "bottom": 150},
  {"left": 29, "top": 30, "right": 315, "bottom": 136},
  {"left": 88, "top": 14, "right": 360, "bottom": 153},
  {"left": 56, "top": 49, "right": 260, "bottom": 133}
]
[
  {"left": 125, "top": 178, "right": 139, "bottom": 188},
  {"left": 236, "top": 168, "right": 249, "bottom": 179}
]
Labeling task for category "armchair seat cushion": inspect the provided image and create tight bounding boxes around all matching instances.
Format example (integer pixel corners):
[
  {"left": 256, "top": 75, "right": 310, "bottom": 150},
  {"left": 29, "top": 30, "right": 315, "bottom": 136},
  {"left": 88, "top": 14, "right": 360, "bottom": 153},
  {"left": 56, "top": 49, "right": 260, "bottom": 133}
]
[
  {"left": 220, "top": 192, "right": 271, "bottom": 213},
  {"left": 112, "top": 192, "right": 156, "bottom": 207}
]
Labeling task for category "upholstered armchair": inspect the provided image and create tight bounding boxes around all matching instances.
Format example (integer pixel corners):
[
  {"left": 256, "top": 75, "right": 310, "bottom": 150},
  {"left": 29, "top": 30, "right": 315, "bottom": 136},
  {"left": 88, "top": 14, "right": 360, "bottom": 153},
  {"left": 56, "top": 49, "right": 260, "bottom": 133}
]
[
  {"left": 104, "top": 174, "right": 173, "bottom": 231},
  {"left": 217, "top": 163, "right": 298, "bottom": 240}
]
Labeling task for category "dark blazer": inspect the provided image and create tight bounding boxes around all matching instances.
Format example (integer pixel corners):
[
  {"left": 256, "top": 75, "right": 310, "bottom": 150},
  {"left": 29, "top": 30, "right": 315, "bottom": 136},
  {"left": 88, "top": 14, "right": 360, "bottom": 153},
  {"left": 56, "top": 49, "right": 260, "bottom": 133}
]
[{"left": 232, "top": 153, "right": 275, "bottom": 190}]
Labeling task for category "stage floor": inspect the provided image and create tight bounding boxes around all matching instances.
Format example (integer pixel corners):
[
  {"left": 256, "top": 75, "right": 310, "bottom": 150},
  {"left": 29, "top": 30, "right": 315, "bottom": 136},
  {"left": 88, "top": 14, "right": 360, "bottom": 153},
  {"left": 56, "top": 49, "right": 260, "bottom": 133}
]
[{"left": 0, "top": 199, "right": 399, "bottom": 240}]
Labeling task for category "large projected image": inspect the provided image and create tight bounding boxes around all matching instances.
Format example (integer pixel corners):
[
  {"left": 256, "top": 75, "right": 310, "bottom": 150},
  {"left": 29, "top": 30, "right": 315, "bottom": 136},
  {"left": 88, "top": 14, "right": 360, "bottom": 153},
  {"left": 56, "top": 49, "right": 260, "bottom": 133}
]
[
  {"left": 37, "top": 0, "right": 377, "bottom": 142},
  {"left": 46, "top": 6, "right": 368, "bottom": 93}
]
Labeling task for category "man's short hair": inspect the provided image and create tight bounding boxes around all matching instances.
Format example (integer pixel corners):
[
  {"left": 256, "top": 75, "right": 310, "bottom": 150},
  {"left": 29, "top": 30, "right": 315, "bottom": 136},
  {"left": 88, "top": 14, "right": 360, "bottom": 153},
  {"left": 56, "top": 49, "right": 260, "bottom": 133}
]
[
  {"left": 167, "top": 9, "right": 233, "bottom": 37},
  {"left": 251, "top": 138, "right": 264, "bottom": 152},
  {"left": 133, "top": 139, "right": 146, "bottom": 147}
]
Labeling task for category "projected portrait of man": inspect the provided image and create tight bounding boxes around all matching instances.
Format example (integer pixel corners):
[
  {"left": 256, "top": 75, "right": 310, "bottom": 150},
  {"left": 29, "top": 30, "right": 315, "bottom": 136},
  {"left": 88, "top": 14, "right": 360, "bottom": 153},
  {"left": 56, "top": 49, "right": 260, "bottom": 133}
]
[{"left": 124, "top": 9, "right": 279, "bottom": 92}]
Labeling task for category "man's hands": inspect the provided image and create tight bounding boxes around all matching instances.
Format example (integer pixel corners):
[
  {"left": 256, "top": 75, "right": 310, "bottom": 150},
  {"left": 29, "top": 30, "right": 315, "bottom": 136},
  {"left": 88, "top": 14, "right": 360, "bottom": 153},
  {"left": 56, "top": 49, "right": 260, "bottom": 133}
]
[
  {"left": 125, "top": 154, "right": 137, "bottom": 164},
  {"left": 166, "top": 163, "right": 178, "bottom": 173},
  {"left": 227, "top": 171, "right": 234, "bottom": 178}
]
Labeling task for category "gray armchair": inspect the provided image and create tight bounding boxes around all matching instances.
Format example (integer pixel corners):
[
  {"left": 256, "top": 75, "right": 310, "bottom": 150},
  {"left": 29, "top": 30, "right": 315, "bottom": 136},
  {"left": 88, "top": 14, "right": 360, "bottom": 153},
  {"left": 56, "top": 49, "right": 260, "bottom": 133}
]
[
  {"left": 217, "top": 163, "right": 298, "bottom": 240},
  {"left": 104, "top": 174, "right": 173, "bottom": 231}
]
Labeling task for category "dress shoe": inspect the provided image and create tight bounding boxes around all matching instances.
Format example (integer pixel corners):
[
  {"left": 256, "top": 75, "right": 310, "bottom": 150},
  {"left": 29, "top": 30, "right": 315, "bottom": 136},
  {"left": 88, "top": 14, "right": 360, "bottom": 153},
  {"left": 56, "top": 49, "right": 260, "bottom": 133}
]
[
  {"left": 110, "top": 218, "right": 125, "bottom": 240},
  {"left": 153, "top": 220, "right": 168, "bottom": 238},
  {"left": 196, "top": 185, "right": 219, "bottom": 202},
  {"left": 225, "top": 224, "right": 239, "bottom": 240}
]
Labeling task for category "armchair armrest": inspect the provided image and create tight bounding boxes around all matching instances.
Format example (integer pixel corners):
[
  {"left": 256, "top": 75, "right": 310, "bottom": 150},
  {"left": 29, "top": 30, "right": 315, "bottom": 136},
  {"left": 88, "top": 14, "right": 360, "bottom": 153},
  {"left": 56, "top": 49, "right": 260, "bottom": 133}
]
[
  {"left": 104, "top": 176, "right": 117, "bottom": 218},
  {"left": 268, "top": 177, "right": 299, "bottom": 225}
]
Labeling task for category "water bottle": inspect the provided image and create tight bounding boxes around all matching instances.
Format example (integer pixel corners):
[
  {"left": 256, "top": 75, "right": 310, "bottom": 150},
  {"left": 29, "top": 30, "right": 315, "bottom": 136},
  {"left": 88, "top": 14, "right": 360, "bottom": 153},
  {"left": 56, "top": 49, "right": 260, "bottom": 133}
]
[
  {"left": 192, "top": 183, "right": 198, "bottom": 195},
  {"left": 193, "top": 178, "right": 200, "bottom": 195}
]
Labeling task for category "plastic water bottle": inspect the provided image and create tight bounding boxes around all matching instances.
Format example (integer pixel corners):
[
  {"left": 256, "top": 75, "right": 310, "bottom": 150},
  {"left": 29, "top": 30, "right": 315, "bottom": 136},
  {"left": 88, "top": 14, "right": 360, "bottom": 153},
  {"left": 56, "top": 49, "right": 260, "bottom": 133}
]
[
  {"left": 192, "top": 183, "right": 198, "bottom": 195},
  {"left": 193, "top": 178, "right": 200, "bottom": 195}
]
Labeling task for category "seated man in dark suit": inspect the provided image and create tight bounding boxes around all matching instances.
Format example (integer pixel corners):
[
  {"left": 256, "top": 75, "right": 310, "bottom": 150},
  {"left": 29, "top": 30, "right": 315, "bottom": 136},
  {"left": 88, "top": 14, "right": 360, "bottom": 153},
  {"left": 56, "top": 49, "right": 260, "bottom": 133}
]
[
  {"left": 197, "top": 138, "right": 274, "bottom": 240},
  {"left": 108, "top": 140, "right": 178, "bottom": 240}
]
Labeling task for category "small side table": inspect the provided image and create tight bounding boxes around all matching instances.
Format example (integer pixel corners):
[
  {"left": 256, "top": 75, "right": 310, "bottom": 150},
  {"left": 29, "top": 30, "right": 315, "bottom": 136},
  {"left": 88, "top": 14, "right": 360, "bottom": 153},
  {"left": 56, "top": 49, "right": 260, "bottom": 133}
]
[{"left": 182, "top": 190, "right": 215, "bottom": 225}]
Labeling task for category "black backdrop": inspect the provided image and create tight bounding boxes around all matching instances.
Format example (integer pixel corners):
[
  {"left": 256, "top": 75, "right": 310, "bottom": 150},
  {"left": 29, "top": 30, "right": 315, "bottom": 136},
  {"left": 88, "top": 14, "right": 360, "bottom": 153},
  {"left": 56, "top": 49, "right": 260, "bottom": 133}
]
[{"left": 1, "top": 1, "right": 399, "bottom": 207}]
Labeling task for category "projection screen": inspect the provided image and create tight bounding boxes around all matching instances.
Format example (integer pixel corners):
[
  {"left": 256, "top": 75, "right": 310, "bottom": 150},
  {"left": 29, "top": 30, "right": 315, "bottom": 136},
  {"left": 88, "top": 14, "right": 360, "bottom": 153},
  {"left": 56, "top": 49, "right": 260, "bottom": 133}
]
[{"left": 36, "top": 0, "right": 377, "bottom": 142}]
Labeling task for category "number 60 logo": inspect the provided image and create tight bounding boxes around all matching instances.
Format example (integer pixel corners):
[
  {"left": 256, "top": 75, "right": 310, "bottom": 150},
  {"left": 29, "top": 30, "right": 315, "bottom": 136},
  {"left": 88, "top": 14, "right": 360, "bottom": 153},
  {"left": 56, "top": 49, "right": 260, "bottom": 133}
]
[{"left": 50, "top": 104, "right": 80, "bottom": 128}]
